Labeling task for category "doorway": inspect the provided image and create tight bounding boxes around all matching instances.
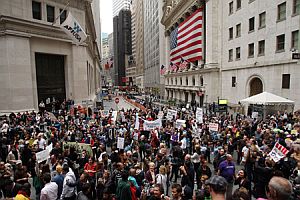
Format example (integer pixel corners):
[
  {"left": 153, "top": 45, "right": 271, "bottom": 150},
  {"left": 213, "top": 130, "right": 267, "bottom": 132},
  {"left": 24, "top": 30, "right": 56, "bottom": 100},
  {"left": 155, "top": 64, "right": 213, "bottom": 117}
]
[
  {"left": 249, "top": 77, "right": 263, "bottom": 96},
  {"left": 35, "top": 53, "right": 66, "bottom": 109}
]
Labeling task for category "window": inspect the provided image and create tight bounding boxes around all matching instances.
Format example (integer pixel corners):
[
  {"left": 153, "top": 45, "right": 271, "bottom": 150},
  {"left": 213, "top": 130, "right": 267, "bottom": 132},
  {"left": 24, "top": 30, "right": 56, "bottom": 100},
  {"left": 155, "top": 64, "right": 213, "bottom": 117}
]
[
  {"left": 276, "top": 34, "right": 285, "bottom": 51},
  {"left": 60, "top": 9, "right": 67, "bottom": 24},
  {"left": 175, "top": 78, "right": 177, "bottom": 85},
  {"left": 186, "top": 77, "right": 188, "bottom": 85},
  {"left": 277, "top": 2, "right": 286, "bottom": 21},
  {"left": 192, "top": 76, "right": 196, "bottom": 86},
  {"left": 47, "top": 5, "right": 55, "bottom": 22},
  {"left": 259, "top": 12, "right": 266, "bottom": 28},
  {"left": 236, "top": 47, "right": 241, "bottom": 60},
  {"left": 237, "top": 0, "right": 241, "bottom": 10},
  {"left": 180, "top": 77, "right": 182, "bottom": 85},
  {"left": 229, "top": 27, "right": 233, "bottom": 40},
  {"left": 229, "top": 1, "right": 233, "bottom": 14},
  {"left": 248, "top": 43, "right": 254, "bottom": 57},
  {"left": 291, "top": 30, "right": 299, "bottom": 50},
  {"left": 236, "top": 23, "right": 241, "bottom": 37},
  {"left": 232, "top": 76, "right": 236, "bottom": 87},
  {"left": 293, "top": 0, "right": 300, "bottom": 15},
  {"left": 249, "top": 17, "right": 255, "bottom": 32},
  {"left": 229, "top": 49, "right": 233, "bottom": 61},
  {"left": 282, "top": 74, "right": 290, "bottom": 89},
  {"left": 258, "top": 40, "right": 265, "bottom": 56},
  {"left": 32, "top": 1, "right": 41, "bottom": 20}
]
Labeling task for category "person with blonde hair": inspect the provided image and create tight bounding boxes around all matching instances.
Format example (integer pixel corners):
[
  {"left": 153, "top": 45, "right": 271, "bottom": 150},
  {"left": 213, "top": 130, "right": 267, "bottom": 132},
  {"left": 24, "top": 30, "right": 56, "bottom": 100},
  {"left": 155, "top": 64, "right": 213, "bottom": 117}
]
[{"left": 156, "top": 165, "right": 168, "bottom": 195}]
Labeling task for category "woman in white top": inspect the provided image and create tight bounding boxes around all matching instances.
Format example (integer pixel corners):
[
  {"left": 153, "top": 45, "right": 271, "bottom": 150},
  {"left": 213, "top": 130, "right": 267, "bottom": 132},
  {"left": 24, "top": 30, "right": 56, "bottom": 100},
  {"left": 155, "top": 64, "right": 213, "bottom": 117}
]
[{"left": 156, "top": 165, "right": 168, "bottom": 196}]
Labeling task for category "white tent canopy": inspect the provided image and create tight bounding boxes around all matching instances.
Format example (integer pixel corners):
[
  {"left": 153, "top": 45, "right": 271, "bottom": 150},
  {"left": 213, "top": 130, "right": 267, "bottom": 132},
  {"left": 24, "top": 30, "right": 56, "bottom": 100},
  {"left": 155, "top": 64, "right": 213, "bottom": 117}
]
[{"left": 240, "top": 92, "right": 294, "bottom": 105}]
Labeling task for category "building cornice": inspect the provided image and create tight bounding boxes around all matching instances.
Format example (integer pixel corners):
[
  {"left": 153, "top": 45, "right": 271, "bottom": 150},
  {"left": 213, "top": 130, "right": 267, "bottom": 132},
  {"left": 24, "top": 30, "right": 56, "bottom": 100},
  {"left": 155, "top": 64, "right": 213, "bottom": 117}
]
[
  {"left": 0, "top": 15, "right": 82, "bottom": 44},
  {"left": 164, "top": 67, "right": 219, "bottom": 78}
]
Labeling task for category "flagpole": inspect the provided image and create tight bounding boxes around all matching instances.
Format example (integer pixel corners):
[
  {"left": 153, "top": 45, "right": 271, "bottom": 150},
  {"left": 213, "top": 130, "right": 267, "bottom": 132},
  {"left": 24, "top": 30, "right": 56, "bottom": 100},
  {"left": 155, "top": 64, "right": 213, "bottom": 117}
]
[{"left": 52, "top": 1, "right": 70, "bottom": 25}]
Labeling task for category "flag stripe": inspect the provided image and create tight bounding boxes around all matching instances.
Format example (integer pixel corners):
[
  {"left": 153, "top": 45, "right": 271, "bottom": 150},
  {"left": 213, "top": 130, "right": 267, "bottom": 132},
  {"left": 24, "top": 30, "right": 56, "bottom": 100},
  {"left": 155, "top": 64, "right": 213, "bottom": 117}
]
[
  {"left": 178, "top": 20, "right": 203, "bottom": 40},
  {"left": 171, "top": 40, "right": 202, "bottom": 56},
  {"left": 171, "top": 47, "right": 203, "bottom": 62},
  {"left": 173, "top": 55, "right": 203, "bottom": 65}
]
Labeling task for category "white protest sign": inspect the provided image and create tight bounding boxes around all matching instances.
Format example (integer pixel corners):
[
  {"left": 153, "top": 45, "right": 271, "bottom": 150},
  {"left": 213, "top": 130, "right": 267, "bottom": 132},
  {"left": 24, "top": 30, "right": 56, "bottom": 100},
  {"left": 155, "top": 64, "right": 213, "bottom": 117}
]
[
  {"left": 176, "top": 119, "right": 186, "bottom": 129},
  {"left": 143, "top": 118, "right": 162, "bottom": 131},
  {"left": 196, "top": 108, "right": 203, "bottom": 123},
  {"left": 111, "top": 111, "right": 118, "bottom": 122},
  {"left": 209, "top": 123, "right": 219, "bottom": 132},
  {"left": 166, "top": 109, "right": 177, "bottom": 120},
  {"left": 157, "top": 111, "right": 164, "bottom": 119},
  {"left": 251, "top": 112, "right": 258, "bottom": 119},
  {"left": 46, "top": 143, "right": 53, "bottom": 154},
  {"left": 60, "top": 12, "right": 87, "bottom": 45},
  {"left": 134, "top": 113, "right": 139, "bottom": 130},
  {"left": 117, "top": 137, "right": 125, "bottom": 149},
  {"left": 36, "top": 149, "right": 49, "bottom": 163},
  {"left": 269, "top": 142, "right": 289, "bottom": 162}
]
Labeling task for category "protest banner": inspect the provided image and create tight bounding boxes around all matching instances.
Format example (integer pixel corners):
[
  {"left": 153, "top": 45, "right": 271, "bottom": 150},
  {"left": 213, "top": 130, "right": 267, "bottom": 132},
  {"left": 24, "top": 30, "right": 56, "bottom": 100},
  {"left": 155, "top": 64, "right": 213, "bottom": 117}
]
[
  {"left": 166, "top": 109, "right": 177, "bottom": 120},
  {"left": 117, "top": 137, "right": 125, "bottom": 149},
  {"left": 63, "top": 142, "right": 93, "bottom": 156},
  {"left": 176, "top": 119, "right": 186, "bottom": 129},
  {"left": 209, "top": 123, "right": 219, "bottom": 132},
  {"left": 196, "top": 108, "right": 203, "bottom": 123},
  {"left": 269, "top": 142, "right": 289, "bottom": 162},
  {"left": 143, "top": 118, "right": 162, "bottom": 131}
]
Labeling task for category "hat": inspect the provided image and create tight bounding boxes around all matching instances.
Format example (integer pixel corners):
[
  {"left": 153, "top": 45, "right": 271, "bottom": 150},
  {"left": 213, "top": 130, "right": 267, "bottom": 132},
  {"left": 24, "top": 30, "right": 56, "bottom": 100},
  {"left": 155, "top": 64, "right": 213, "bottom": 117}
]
[
  {"left": 205, "top": 175, "right": 228, "bottom": 188},
  {"left": 16, "top": 160, "right": 22, "bottom": 165}
]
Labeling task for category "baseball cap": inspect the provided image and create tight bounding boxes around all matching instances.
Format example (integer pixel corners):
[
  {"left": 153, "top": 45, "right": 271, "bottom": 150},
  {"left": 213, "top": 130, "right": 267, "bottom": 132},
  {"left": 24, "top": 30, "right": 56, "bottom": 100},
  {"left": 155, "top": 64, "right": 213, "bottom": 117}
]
[{"left": 205, "top": 175, "right": 228, "bottom": 188}]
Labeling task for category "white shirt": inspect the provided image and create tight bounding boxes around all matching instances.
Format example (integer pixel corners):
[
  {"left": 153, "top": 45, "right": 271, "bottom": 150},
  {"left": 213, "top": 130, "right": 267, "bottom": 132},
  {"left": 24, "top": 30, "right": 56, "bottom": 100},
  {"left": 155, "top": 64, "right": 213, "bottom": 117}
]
[
  {"left": 40, "top": 182, "right": 58, "bottom": 200},
  {"left": 38, "top": 138, "right": 46, "bottom": 149},
  {"left": 242, "top": 146, "right": 249, "bottom": 162}
]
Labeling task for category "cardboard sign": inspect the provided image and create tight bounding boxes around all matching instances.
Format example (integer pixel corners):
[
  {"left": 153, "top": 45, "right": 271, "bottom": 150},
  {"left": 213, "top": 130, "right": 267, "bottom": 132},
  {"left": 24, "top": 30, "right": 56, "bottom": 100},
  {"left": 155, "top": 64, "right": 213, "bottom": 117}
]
[
  {"left": 117, "top": 137, "right": 125, "bottom": 149},
  {"left": 143, "top": 118, "right": 162, "bottom": 131},
  {"left": 166, "top": 109, "right": 177, "bottom": 121},
  {"left": 209, "top": 123, "right": 219, "bottom": 132},
  {"left": 196, "top": 108, "right": 203, "bottom": 123}
]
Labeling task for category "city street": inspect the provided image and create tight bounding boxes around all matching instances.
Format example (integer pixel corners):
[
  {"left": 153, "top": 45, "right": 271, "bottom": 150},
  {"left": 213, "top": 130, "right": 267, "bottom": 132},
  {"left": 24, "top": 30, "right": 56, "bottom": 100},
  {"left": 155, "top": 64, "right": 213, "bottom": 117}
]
[{"left": 103, "top": 96, "right": 137, "bottom": 110}]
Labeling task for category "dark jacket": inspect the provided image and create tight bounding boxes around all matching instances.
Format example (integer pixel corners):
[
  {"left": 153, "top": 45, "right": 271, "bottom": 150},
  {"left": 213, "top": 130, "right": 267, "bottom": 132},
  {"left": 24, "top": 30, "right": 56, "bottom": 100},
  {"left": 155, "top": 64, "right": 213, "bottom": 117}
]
[{"left": 116, "top": 180, "right": 131, "bottom": 200}]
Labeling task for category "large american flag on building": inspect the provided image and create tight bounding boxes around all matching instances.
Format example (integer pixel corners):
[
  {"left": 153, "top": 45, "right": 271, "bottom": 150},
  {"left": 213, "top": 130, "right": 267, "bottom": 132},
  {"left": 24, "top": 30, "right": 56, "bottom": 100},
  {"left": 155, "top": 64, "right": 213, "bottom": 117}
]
[{"left": 170, "top": 8, "right": 203, "bottom": 65}]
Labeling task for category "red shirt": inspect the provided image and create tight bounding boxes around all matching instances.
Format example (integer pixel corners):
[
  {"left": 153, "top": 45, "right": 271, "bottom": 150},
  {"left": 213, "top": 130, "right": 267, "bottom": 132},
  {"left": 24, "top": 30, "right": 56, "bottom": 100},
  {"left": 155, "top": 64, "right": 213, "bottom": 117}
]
[{"left": 84, "top": 162, "right": 96, "bottom": 177}]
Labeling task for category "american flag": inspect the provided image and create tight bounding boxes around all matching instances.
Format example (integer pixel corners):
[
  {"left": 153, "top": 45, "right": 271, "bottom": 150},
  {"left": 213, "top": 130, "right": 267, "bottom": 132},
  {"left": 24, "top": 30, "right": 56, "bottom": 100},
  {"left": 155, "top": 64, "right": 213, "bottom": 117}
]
[
  {"left": 179, "top": 57, "right": 189, "bottom": 71},
  {"left": 160, "top": 65, "right": 166, "bottom": 75},
  {"left": 169, "top": 62, "right": 178, "bottom": 72},
  {"left": 170, "top": 8, "right": 203, "bottom": 65}
]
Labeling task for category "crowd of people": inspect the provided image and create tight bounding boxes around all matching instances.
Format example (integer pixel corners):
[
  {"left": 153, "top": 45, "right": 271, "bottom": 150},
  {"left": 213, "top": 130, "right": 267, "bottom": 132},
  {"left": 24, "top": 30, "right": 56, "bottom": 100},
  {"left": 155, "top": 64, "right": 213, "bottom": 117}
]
[{"left": 0, "top": 97, "right": 300, "bottom": 200}]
